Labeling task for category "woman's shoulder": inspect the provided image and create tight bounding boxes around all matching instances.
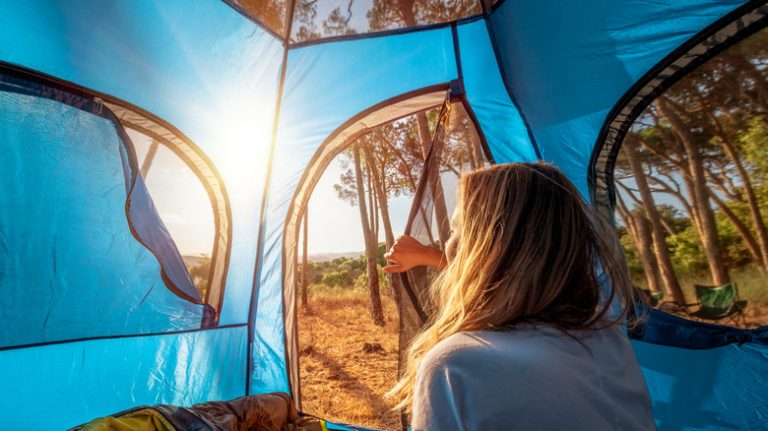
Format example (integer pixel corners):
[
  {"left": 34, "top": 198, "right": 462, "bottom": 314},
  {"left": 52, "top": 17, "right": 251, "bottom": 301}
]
[
  {"left": 420, "top": 327, "right": 548, "bottom": 370},
  {"left": 421, "top": 324, "right": 631, "bottom": 373}
]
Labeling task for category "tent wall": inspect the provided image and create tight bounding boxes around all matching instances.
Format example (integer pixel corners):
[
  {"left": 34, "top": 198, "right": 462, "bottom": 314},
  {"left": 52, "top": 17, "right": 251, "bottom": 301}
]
[
  {"left": 633, "top": 340, "right": 768, "bottom": 430},
  {"left": 489, "top": 0, "right": 750, "bottom": 195},
  {"left": 1, "top": 0, "right": 767, "bottom": 429},
  {"left": 251, "top": 26, "right": 459, "bottom": 395},
  {"left": 590, "top": 1, "right": 768, "bottom": 219},
  {"left": 457, "top": 20, "right": 537, "bottom": 164},
  {"left": 0, "top": 72, "right": 204, "bottom": 347},
  {"left": 0, "top": 325, "right": 247, "bottom": 429},
  {"left": 0, "top": 1, "right": 281, "bottom": 428},
  {"left": 572, "top": 1, "right": 768, "bottom": 427},
  {"left": 0, "top": 0, "right": 284, "bottom": 326}
]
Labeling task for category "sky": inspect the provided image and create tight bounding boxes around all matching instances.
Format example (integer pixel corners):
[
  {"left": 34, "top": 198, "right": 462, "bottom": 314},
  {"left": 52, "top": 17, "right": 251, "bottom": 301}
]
[
  {"left": 305, "top": 155, "right": 462, "bottom": 254},
  {"left": 132, "top": 127, "right": 464, "bottom": 257},
  {"left": 305, "top": 156, "right": 411, "bottom": 254},
  {"left": 132, "top": 130, "right": 415, "bottom": 256}
]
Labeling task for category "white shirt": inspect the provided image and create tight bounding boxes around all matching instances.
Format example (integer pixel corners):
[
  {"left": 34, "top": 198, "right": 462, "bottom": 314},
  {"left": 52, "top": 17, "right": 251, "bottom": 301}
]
[{"left": 411, "top": 324, "right": 655, "bottom": 430}]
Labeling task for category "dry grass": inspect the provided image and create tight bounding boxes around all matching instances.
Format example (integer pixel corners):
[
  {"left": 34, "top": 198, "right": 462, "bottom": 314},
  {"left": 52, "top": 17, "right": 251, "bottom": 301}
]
[{"left": 297, "top": 291, "right": 401, "bottom": 430}]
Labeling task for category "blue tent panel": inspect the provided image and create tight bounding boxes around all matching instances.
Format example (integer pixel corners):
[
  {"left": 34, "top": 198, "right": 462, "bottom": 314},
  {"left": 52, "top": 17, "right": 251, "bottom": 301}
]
[
  {"left": 0, "top": 1, "right": 767, "bottom": 429},
  {"left": 633, "top": 339, "right": 768, "bottom": 430},
  {"left": 252, "top": 28, "right": 459, "bottom": 395},
  {"left": 0, "top": 0, "right": 285, "bottom": 327},
  {"left": 0, "top": 325, "right": 247, "bottom": 430},
  {"left": 489, "top": 0, "right": 749, "bottom": 194},
  {"left": 0, "top": 77, "right": 204, "bottom": 347},
  {"left": 457, "top": 19, "right": 537, "bottom": 164}
]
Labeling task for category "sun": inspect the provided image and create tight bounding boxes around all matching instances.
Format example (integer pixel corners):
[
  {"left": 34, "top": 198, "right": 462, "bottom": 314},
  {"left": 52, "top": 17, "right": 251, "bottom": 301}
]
[{"left": 212, "top": 101, "right": 275, "bottom": 201}]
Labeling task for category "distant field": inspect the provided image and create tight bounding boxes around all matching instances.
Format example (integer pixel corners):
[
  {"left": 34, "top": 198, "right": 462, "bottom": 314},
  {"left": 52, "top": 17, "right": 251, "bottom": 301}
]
[{"left": 297, "top": 285, "right": 400, "bottom": 430}]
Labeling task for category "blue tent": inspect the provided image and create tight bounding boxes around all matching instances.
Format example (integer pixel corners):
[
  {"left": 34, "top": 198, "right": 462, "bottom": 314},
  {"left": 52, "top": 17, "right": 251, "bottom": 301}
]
[{"left": 1, "top": 1, "right": 767, "bottom": 429}]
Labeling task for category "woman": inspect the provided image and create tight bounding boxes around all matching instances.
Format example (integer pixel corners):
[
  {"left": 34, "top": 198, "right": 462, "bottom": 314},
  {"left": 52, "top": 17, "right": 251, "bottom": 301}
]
[{"left": 383, "top": 162, "right": 654, "bottom": 430}]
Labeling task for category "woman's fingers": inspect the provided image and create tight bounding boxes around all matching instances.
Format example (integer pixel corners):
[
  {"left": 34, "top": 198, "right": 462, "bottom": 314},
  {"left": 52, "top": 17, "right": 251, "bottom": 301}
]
[
  {"left": 383, "top": 253, "right": 401, "bottom": 273},
  {"left": 382, "top": 263, "right": 402, "bottom": 273},
  {"left": 383, "top": 234, "right": 429, "bottom": 273}
]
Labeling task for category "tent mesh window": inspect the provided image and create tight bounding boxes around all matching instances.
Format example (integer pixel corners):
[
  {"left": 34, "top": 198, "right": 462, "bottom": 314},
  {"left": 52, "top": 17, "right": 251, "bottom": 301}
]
[
  {"left": 0, "top": 69, "right": 213, "bottom": 347},
  {"left": 107, "top": 102, "right": 232, "bottom": 321},
  {"left": 130, "top": 132, "right": 217, "bottom": 304},
  {"left": 227, "top": 0, "right": 290, "bottom": 37},
  {"left": 397, "top": 99, "right": 489, "bottom": 396},
  {"left": 612, "top": 27, "right": 768, "bottom": 329},
  {"left": 290, "top": 0, "right": 481, "bottom": 44},
  {"left": 287, "top": 95, "right": 487, "bottom": 429}
]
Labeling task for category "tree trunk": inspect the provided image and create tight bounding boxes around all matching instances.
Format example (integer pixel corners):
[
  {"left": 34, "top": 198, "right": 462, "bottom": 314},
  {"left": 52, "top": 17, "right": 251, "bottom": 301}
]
[
  {"left": 658, "top": 99, "right": 729, "bottom": 284},
  {"left": 707, "top": 108, "right": 768, "bottom": 271},
  {"left": 416, "top": 112, "right": 451, "bottom": 245},
  {"left": 354, "top": 144, "right": 385, "bottom": 326},
  {"left": 397, "top": 0, "right": 417, "bottom": 26},
  {"left": 617, "top": 194, "right": 663, "bottom": 295},
  {"left": 140, "top": 140, "right": 160, "bottom": 179},
  {"left": 367, "top": 164, "right": 378, "bottom": 241},
  {"left": 624, "top": 138, "right": 686, "bottom": 303},
  {"left": 363, "top": 144, "right": 403, "bottom": 308},
  {"left": 301, "top": 208, "right": 309, "bottom": 309},
  {"left": 680, "top": 165, "right": 704, "bottom": 236},
  {"left": 472, "top": 130, "right": 485, "bottom": 170}
]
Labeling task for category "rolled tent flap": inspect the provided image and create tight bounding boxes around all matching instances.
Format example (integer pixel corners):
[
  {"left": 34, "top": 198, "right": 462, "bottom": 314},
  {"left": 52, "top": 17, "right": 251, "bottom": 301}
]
[
  {"left": 122, "top": 135, "right": 203, "bottom": 306},
  {"left": 106, "top": 101, "right": 234, "bottom": 318}
]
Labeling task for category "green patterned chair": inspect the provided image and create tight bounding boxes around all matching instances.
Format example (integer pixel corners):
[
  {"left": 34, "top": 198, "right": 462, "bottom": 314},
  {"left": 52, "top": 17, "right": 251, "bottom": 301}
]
[{"left": 687, "top": 283, "right": 747, "bottom": 326}]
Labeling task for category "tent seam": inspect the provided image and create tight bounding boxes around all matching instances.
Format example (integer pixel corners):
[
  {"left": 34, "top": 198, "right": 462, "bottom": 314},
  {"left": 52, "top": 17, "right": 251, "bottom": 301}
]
[
  {"left": 246, "top": 0, "right": 297, "bottom": 398},
  {"left": 0, "top": 323, "right": 247, "bottom": 352}
]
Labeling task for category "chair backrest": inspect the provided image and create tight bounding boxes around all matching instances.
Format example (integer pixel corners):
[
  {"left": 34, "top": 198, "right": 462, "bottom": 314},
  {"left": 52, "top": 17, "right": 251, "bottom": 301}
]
[{"left": 694, "top": 283, "right": 738, "bottom": 317}]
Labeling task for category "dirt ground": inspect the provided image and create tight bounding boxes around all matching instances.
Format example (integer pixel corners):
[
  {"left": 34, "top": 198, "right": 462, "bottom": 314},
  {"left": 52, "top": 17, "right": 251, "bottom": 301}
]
[
  {"left": 297, "top": 294, "right": 401, "bottom": 430},
  {"left": 743, "top": 303, "right": 768, "bottom": 327}
]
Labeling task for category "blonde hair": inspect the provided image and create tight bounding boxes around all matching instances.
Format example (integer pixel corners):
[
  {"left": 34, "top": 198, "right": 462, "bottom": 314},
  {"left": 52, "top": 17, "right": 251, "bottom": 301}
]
[{"left": 388, "top": 162, "right": 637, "bottom": 411}]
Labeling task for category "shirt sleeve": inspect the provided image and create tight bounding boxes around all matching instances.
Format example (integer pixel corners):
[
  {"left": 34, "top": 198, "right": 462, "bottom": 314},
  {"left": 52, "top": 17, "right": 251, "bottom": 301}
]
[{"left": 411, "top": 354, "right": 466, "bottom": 431}]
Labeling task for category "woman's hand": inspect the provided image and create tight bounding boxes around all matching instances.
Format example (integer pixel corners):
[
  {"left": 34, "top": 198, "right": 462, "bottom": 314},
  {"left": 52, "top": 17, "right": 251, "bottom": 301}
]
[{"left": 383, "top": 235, "right": 446, "bottom": 273}]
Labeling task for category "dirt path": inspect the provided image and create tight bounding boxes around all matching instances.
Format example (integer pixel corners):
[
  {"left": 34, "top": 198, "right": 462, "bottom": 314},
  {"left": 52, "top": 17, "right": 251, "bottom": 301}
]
[{"left": 298, "top": 295, "right": 401, "bottom": 430}]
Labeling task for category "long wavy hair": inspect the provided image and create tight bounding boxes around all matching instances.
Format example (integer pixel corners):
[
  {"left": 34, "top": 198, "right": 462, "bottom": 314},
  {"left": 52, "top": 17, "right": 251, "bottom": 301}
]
[{"left": 388, "top": 162, "right": 637, "bottom": 411}]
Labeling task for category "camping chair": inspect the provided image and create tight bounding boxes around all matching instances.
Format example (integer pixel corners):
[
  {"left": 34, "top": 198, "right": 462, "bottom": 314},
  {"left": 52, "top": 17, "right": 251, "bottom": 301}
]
[{"left": 686, "top": 283, "right": 748, "bottom": 326}]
